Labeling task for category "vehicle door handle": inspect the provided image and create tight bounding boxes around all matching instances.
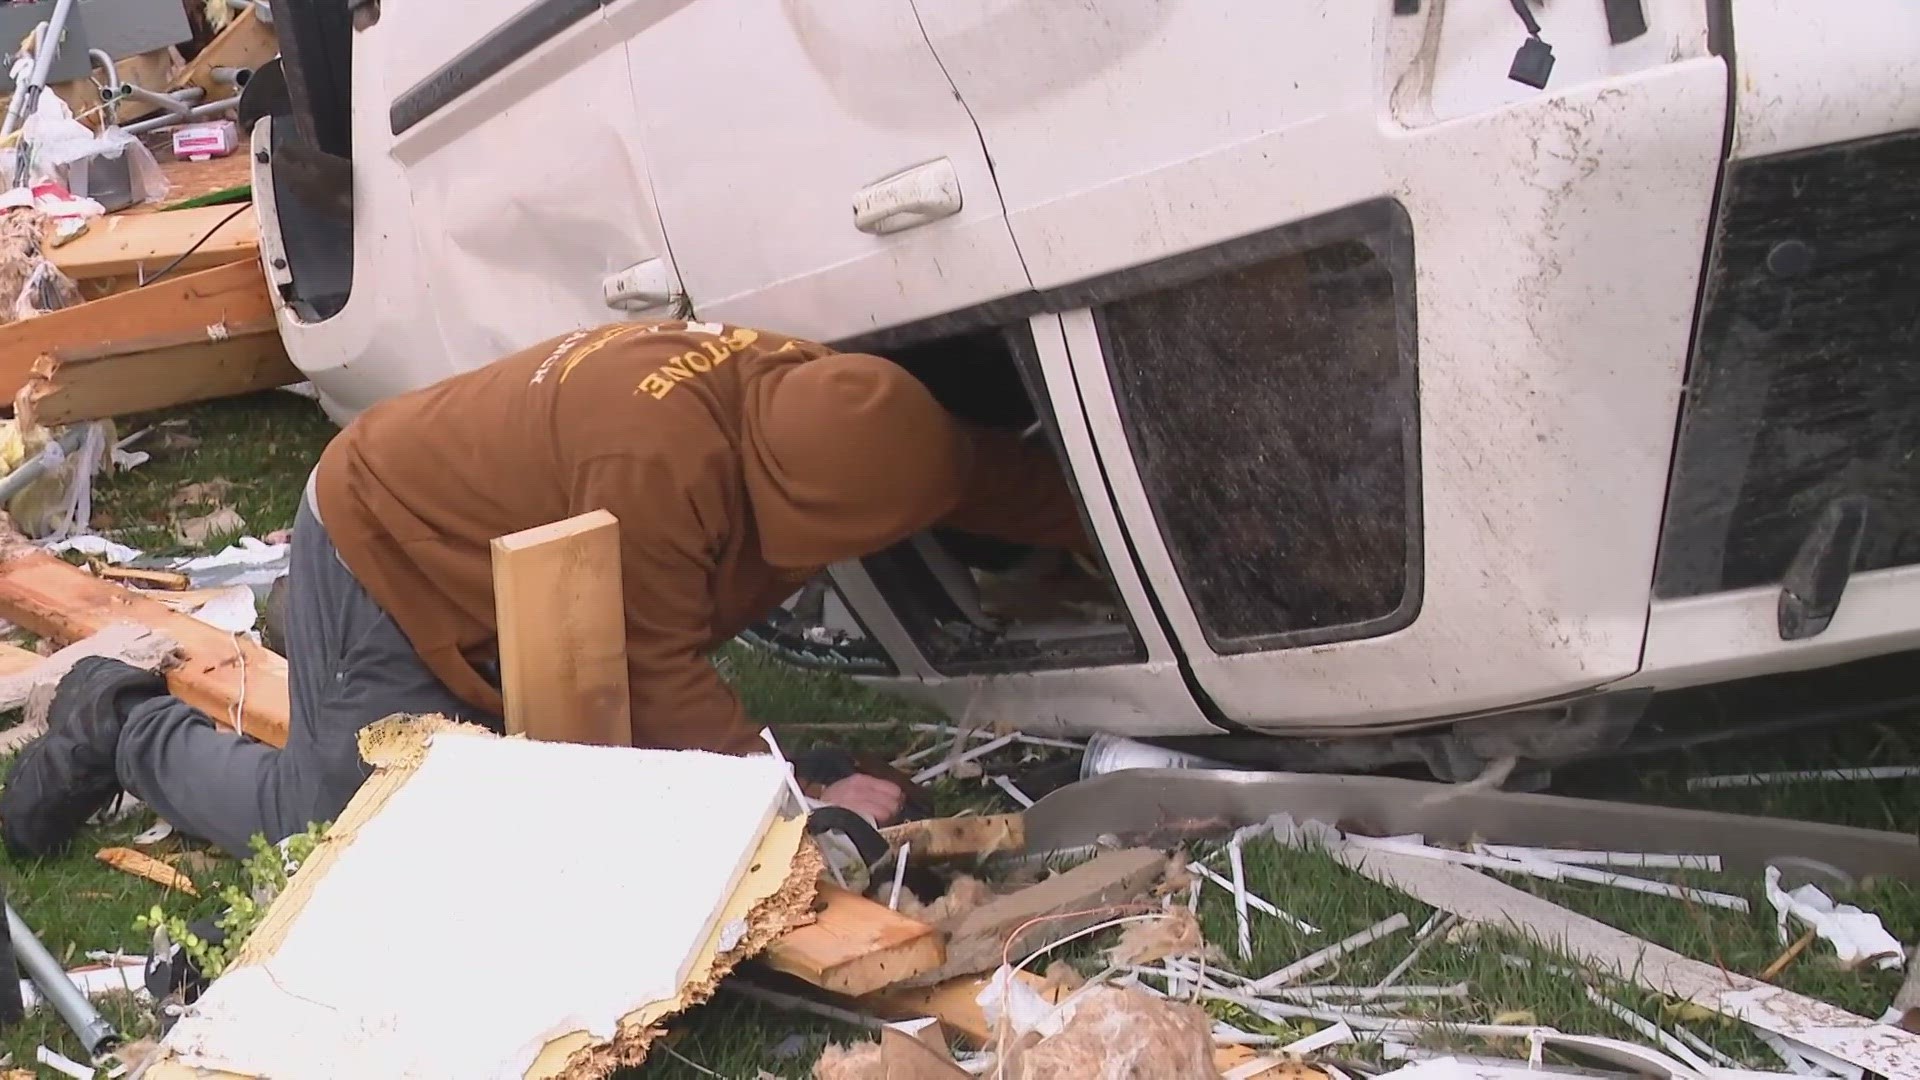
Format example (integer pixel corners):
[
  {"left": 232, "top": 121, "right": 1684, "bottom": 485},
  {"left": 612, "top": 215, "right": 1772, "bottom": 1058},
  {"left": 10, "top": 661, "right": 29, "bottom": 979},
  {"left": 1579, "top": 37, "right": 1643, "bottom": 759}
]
[{"left": 852, "top": 158, "right": 962, "bottom": 236}]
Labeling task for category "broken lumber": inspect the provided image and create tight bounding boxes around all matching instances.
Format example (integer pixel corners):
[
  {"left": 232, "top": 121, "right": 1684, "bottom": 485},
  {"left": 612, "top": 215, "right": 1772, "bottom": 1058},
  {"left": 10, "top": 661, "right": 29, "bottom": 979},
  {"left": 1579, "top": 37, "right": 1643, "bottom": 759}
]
[
  {"left": 0, "top": 259, "right": 277, "bottom": 400},
  {"left": 902, "top": 847, "right": 1167, "bottom": 987},
  {"left": 18, "top": 320, "right": 299, "bottom": 426},
  {"left": 50, "top": 203, "right": 259, "bottom": 283},
  {"left": 99, "top": 566, "right": 192, "bottom": 591},
  {"left": 169, "top": 7, "right": 277, "bottom": 101},
  {"left": 0, "top": 622, "right": 176, "bottom": 713},
  {"left": 763, "top": 882, "right": 947, "bottom": 997},
  {"left": 1338, "top": 843, "right": 1920, "bottom": 1078},
  {"left": 97, "top": 846, "right": 198, "bottom": 895},
  {"left": 490, "top": 510, "right": 630, "bottom": 746},
  {"left": 0, "top": 543, "right": 288, "bottom": 746},
  {"left": 881, "top": 813, "right": 1025, "bottom": 861}
]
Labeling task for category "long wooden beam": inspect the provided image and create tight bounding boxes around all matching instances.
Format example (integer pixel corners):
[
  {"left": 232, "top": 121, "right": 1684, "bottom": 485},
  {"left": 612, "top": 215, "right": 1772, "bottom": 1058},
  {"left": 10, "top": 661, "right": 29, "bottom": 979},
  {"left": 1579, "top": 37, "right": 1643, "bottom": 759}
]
[
  {"left": 18, "top": 322, "right": 299, "bottom": 426},
  {"left": 0, "top": 543, "right": 289, "bottom": 746}
]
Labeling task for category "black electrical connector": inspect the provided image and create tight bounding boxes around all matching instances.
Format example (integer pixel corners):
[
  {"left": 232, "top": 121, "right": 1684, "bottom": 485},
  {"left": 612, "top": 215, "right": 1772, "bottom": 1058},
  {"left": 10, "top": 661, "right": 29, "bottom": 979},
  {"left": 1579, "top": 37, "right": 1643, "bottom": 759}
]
[{"left": 1506, "top": 0, "right": 1555, "bottom": 89}]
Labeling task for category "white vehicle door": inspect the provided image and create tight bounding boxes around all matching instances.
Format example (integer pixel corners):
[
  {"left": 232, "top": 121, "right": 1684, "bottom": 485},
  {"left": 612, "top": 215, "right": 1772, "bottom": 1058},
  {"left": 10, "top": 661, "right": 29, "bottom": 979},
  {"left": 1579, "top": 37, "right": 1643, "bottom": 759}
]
[
  {"left": 612, "top": 0, "right": 1030, "bottom": 342},
  {"left": 381, "top": 0, "right": 685, "bottom": 371},
  {"left": 912, "top": 1, "right": 1729, "bottom": 732},
  {"left": 1634, "top": 0, "right": 1920, "bottom": 691}
]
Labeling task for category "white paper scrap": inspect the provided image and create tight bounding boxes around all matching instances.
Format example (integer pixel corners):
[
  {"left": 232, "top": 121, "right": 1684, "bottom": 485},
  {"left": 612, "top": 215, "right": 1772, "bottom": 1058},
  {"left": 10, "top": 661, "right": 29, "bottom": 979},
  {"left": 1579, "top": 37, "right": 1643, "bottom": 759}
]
[{"left": 1764, "top": 865, "right": 1904, "bottom": 971}]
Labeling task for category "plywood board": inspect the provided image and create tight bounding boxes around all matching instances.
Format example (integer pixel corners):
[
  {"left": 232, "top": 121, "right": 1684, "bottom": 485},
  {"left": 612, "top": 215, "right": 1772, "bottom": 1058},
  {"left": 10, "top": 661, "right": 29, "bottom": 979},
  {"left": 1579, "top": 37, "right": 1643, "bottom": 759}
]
[
  {"left": 0, "top": 540, "right": 288, "bottom": 745},
  {"left": 491, "top": 510, "right": 630, "bottom": 746},
  {"left": 156, "top": 722, "right": 805, "bottom": 1079},
  {"left": 50, "top": 203, "right": 259, "bottom": 282}
]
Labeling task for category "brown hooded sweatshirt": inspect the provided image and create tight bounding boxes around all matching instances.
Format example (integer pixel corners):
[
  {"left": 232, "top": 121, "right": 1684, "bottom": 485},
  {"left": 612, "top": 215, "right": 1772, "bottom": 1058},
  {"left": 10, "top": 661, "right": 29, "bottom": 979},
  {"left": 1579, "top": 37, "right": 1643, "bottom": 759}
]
[{"left": 313, "top": 321, "right": 1090, "bottom": 754}]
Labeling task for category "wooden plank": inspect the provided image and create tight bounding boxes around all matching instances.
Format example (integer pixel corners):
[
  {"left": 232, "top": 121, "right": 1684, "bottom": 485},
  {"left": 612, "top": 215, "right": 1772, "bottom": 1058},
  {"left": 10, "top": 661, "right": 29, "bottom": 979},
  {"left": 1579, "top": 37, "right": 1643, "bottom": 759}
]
[
  {"left": 763, "top": 882, "right": 947, "bottom": 997},
  {"left": 99, "top": 566, "right": 192, "bottom": 591},
  {"left": 0, "top": 259, "right": 274, "bottom": 399},
  {"left": 50, "top": 203, "right": 258, "bottom": 282},
  {"left": 0, "top": 543, "right": 289, "bottom": 746},
  {"left": 169, "top": 8, "right": 277, "bottom": 100},
  {"left": 902, "top": 848, "right": 1167, "bottom": 987},
  {"left": 882, "top": 814, "right": 1024, "bottom": 861},
  {"left": 18, "top": 322, "right": 299, "bottom": 425},
  {"left": 490, "top": 510, "right": 631, "bottom": 746}
]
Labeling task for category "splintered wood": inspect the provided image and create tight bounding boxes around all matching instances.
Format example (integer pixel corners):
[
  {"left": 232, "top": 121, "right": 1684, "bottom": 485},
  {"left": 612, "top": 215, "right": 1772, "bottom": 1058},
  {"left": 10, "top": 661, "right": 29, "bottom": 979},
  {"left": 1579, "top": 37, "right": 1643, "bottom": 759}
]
[
  {"left": 764, "top": 883, "right": 947, "bottom": 997},
  {"left": 1, "top": 259, "right": 298, "bottom": 421},
  {"left": 0, "top": 542, "right": 288, "bottom": 745},
  {"left": 98, "top": 847, "right": 199, "bottom": 895}
]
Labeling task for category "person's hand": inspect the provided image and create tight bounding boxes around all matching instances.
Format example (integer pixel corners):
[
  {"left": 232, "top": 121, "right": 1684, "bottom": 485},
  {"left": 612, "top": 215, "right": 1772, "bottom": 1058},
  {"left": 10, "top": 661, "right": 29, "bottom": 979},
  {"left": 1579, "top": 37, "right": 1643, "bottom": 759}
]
[{"left": 819, "top": 773, "right": 905, "bottom": 825}]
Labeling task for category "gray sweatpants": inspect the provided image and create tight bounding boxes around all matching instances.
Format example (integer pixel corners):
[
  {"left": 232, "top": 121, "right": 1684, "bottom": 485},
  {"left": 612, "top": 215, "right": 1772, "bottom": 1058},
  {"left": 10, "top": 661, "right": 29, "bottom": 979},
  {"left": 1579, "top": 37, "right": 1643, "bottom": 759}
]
[{"left": 115, "top": 496, "right": 500, "bottom": 858}]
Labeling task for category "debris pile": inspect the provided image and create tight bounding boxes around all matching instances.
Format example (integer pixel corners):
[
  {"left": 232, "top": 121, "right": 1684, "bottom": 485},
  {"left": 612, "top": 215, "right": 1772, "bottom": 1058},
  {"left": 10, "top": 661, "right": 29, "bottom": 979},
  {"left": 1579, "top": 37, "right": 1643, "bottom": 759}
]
[{"left": 0, "top": 0, "right": 297, "bottom": 524}]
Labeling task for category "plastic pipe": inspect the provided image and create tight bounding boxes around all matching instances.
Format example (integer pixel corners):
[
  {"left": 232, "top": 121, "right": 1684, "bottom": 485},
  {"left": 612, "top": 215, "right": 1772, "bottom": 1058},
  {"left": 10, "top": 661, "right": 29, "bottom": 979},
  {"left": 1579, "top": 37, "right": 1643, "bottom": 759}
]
[
  {"left": 5, "top": 902, "right": 117, "bottom": 1056},
  {"left": 121, "top": 83, "right": 203, "bottom": 117},
  {"left": 122, "top": 95, "right": 240, "bottom": 136}
]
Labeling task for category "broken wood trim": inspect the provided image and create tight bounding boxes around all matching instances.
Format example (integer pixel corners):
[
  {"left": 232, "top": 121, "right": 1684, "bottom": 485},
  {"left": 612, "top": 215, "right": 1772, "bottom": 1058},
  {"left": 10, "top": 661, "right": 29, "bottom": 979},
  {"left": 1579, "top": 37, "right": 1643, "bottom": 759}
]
[
  {"left": 490, "top": 510, "right": 630, "bottom": 746},
  {"left": 0, "top": 260, "right": 277, "bottom": 400},
  {"left": 0, "top": 544, "right": 289, "bottom": 746},
  {"left": 761, "top": 882, "right": 947, "bottom": 997},
  {"left": 881, "top": 814, "right": 1025, "bottom": 861},
  {"left": 901, "top": 847, "right": 1167, "bottom": 987}
]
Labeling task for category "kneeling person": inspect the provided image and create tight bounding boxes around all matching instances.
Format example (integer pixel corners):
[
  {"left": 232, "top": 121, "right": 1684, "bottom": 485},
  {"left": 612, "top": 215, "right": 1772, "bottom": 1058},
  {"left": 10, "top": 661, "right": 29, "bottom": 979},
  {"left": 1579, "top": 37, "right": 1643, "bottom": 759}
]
[{"left": 0, "top": 321, "right": 1090, "bottom": 858}]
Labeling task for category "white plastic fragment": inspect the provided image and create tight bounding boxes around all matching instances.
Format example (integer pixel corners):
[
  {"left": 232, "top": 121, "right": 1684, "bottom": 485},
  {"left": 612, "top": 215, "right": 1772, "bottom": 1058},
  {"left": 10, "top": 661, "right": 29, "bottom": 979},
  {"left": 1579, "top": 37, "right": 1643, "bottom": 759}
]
[
  {"left": 1687, "top": 766, "right": 1920, "bottom": 791},
  {"left": 887, "top": 842, "right": 910, "bottom": 911},
  {"left": 1764, "top": 865, "right": 1904, "bottom": 971},
  {"left": 36, "top": 1046, "right": 93, "bottom": 1080},
  {"left": 1249, "top": 912, "right": 1410, "bottom": 991},
  {"left": 133, "top": 818, "right": 175, "bottom": 846},
  {"left": 1476, "top": 844, "right": 1723, "bottom": 873},
  {"left": 1583, "top": 985, "right": 1715, "bottom": 1074},
  {"left": 1186, "top": 859, "right": 1317, "bottom": 933},
  {"left": 1227, "top": 832, "right": 1253, "bottom": 961},
  {"left": 990, "top": 775, "right": 1035, "bottom": 808},
  {"left": 1283, "top": 1020, "right": 1355, "bottom": 1055},
  {"left": 186, "top": 584, "right": 260, "bottom": 635},
  {"left": 1349, "top": 835, "right": 1748, "bottom": 912},
  {"left": 174, "top": 537, "right": 292, "bottom": 596},
  {"left": 44, "top": 535, "right": 143, "bottom": 564},
  {"left": 912, "top": 733, "right": 1019, "bottom": 784}
]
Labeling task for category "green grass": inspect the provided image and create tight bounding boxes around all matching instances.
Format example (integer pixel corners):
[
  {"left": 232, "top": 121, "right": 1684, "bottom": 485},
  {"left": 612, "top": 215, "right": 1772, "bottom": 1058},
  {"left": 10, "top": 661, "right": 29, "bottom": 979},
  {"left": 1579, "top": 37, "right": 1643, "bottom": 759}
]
[{"left": 0, "top": 391, "right": 1915, "bottom": 1077}]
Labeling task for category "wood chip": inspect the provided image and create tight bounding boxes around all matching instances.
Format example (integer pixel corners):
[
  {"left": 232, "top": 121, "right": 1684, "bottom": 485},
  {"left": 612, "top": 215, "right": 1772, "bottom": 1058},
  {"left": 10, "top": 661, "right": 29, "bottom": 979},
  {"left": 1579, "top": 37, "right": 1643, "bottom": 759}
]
[{"left": 97, "top": 846, "right": 198, "bottom": 895}]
